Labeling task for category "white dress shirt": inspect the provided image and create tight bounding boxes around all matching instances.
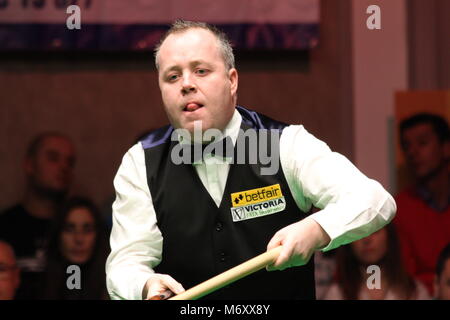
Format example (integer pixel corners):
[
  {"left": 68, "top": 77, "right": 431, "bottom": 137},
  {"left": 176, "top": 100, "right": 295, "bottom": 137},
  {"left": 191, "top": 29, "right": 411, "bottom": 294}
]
[{"left": 106, "top": 109, "right": 396, "bottom": 300}]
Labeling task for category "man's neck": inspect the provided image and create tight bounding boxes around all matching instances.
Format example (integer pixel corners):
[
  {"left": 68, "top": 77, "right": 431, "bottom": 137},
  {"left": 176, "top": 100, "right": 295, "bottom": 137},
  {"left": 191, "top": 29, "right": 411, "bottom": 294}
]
[
  {"left": 22, "top": 189, "right": 61, "bottom": 220},
  {"left": 419, "top": 166, "right": 449, "bottom": 210}
]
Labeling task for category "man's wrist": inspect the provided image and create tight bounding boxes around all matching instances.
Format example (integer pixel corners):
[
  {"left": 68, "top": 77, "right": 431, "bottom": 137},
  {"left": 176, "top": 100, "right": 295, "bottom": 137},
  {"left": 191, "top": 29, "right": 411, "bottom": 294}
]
[{"left": 307, "top": 217, "right": 331, "bottom": 250}]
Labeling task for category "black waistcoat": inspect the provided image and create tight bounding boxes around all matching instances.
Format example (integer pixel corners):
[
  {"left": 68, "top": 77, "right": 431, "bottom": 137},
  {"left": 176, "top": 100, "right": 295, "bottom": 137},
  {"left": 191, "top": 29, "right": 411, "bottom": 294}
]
[{"left": 141, "top": 106, "right": 315, "bottom": 299}]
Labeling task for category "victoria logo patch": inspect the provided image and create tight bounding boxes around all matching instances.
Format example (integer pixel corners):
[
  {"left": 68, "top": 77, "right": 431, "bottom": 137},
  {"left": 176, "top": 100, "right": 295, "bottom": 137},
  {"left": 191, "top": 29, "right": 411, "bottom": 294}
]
[{"left": 230, "top": 184, "right": 286, "bottom": 222}]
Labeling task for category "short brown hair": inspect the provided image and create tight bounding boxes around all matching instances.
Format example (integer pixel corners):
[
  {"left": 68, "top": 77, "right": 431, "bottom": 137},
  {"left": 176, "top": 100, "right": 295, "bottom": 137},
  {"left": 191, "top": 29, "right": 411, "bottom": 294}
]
[{"left": 154, "top": 19, "right": 235, "bottom": 71}]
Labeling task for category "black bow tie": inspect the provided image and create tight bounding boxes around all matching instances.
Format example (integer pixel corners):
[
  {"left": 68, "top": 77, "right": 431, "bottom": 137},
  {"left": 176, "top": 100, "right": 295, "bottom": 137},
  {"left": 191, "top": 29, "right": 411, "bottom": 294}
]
[{"left": 181, "top": 136, "right": 234, "bottom": 163}]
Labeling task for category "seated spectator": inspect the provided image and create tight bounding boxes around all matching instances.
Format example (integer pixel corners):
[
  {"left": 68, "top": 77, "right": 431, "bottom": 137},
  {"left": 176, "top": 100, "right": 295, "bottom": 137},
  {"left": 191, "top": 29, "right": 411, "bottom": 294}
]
[
  {"left": 434, "top": 242, "right": 450, "bottom": 300},
  {"left": 0, "top": 132, "right": 76, "bottom": 299},
  {"left": 314, "top": 250, "right": 337, "bottom": 299},
  {"left": 323, "top": 224, "right": 430, "bottom": 300},
  {"left": 0, "top": 240, "right": 20, "bottom": 300},
  {"left": 394, "top": 113, "right": 450, "bottom": 294},
  {"left": 41, "top": 197, "right": 109, "bottom": 300}
]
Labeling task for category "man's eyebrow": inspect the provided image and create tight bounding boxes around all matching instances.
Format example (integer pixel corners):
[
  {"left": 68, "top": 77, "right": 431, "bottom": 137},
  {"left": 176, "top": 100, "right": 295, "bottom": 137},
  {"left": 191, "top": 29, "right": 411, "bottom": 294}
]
[
  {"left": 416, "top": 131, "right": 434, "bottom": 138},
  {"left": 46, "top": 149, "right": 60, "bottom": 155},
  {"left": 162, "top": 65, "right": 181, "bottom": 75},
  {"left": 162, "top": 60, "right": 213, "bottom": 74},
  {"left": 190, "top": 60, "right": 210, "bottom": 67}
]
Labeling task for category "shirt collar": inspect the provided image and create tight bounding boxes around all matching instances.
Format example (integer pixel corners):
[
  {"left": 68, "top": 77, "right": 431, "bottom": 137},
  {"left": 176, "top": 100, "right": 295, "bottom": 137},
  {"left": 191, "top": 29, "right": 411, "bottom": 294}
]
[{"left": 415, "top": 184, "right": 450, "bottom": 212}]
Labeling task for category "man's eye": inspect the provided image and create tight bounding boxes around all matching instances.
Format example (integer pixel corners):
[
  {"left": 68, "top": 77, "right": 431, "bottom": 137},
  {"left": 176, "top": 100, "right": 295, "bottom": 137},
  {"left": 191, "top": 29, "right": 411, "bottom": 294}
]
[
  {"left": 167, "top": 74, "right": 178, "bottom": 81},
  {"left": 196, "top": 69, "right": 208, "bottom": 75}
]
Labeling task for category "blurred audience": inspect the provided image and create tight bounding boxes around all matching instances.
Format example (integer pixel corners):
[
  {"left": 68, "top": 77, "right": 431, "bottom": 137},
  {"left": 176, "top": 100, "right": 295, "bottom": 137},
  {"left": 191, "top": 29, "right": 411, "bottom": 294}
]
[
  {"left": 394, "top": 113, "right": 450, "bottom": 294},
  {"left": 323, "top": 224, "right": 430, "bottom": 300},
  {"left": 0, "top": 240, "right": 20, "bottom": 300},
  {"left": 0, "top": 132, "right": 76, "bottom": 299},
  {"left": 434, "top": 242, "right": 450, "bottom": 300},
  {"left": 314, "top": 250, "right": 337, "bottom": 299},
  {"left": 40, "top": 197, "right": 109, "bottom": 300}
]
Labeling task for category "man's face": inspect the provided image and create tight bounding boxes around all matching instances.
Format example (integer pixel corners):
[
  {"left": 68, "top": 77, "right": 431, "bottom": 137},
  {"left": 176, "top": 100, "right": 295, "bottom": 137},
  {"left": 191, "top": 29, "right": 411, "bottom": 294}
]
[
  {"left": 401, "top": 123, "right": 449, "bottom": 180},
  {"left": 0, "top": 243, "right": 20, "bottom": 300},
  {"left": 157, "top": 28, "right": 238, "bottom": 135},
  {"left": 435, "top": 259, "right": 450, "bottom": 300},
  {"left": 25, "top": 136, "right": 76, "bottom": 196}
]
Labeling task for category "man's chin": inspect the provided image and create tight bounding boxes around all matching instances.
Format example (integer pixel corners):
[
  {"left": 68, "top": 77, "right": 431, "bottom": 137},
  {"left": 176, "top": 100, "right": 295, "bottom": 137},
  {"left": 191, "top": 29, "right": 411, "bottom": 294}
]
[
  {"left": 36, "top": 184, "right": 68, "bottom": 199},
  {"left": 178, "top": 121, "right": 215, "bottom": 135}
]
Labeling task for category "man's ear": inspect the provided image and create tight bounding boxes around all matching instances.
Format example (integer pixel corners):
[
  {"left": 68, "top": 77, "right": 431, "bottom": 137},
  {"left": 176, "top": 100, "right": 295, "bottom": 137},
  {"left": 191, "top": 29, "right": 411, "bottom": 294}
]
[{"left": 228, "top": 68, "right": 238, "bottom": 97}]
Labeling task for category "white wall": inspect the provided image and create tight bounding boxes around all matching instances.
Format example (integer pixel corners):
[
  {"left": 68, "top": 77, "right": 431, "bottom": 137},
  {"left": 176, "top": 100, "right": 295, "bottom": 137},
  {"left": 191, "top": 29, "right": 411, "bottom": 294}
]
[{"left": 352, "top": 0, "right": 408, "bottom": 192}]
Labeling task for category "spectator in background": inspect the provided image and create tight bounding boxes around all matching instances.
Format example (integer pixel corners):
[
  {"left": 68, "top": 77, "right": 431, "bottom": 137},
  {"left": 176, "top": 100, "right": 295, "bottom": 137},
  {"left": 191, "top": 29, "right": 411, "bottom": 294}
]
[
  {"left": 0, "top": 132, "right": 76, "bottom": 299},
  {"left": 435, "top": 242, "right": 450, "bottom": 300},
  {"left": 0, "top": 240, "right": 20, "bottom": 300},
  {"left": 394, "top": 113, "right": 450, "bottom": 294},
  {"left": 323, "top": 224, "right": 430, "bottom": 300},
  {"left": 41, "top": 197, "right": 109, "bottom": 300},
  {"left": 314, "top": 250, "right": 337, "bottom": 299}
]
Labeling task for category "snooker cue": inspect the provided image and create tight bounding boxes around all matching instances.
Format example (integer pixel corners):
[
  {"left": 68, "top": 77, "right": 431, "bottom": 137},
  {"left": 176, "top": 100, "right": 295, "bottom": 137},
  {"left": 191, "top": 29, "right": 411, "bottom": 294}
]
[{"left": 168, "top": 246, "right": 283, "bottom": 300}]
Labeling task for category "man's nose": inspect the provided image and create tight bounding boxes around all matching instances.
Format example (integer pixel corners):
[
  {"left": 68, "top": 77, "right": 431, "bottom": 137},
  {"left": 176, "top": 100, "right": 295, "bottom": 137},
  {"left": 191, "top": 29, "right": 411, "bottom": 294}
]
[
  {"left": 181, "top": 74, "right": 197, "bottom": 94},
  {"left": 59, "top": 157, "right": 74, "bottom": 173},
  {"left": 405, "top": 145, "right": 420, "bottom": 160}
]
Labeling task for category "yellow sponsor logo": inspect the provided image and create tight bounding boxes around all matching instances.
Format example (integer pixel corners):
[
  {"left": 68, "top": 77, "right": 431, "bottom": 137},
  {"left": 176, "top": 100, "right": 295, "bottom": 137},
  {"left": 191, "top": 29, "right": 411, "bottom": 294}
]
[{"left": 231, "top": 184, "right": 283, "bottom": 207}]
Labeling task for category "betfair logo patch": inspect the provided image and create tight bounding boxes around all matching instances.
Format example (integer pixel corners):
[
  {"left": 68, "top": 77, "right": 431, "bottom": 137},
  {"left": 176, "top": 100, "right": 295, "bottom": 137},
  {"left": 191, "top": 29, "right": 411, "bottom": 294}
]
[{"left": 230, "top": 184, "right": 286, "bottom": 222}]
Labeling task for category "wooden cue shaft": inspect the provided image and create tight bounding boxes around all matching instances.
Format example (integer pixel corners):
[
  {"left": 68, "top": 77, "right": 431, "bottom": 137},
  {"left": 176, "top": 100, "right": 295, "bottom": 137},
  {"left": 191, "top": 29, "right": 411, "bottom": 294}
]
[{"left": 168, "top": 246, "right": 282, "bottom": 300}]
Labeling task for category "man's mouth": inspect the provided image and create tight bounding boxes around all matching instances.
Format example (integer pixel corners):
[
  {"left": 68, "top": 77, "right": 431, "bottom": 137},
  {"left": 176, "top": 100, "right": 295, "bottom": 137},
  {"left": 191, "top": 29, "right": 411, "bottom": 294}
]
[{"left": 183, "top": 103, "right": 204, "bottom": 112}]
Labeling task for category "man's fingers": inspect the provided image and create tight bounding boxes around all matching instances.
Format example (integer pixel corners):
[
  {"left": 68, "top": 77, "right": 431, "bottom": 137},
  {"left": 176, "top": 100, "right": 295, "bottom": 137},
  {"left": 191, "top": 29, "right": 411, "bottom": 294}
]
[
  {"left": 267, "top": 231, "right": 283, "bottom": 251},
  {"left": 145, "top": 274, "right": 185, "bottom": 299},
  {"left": 147, "top": 289, "right": 173, "bottom": 300},
  {"left": 274, "top": 242, "right": 293, "bottom": 268},
  {"left": 162, "top": 274, "right": 185, "bottom": 295},
  {"left": 266, "top": 239, "right": 293, "bottom": 271}
]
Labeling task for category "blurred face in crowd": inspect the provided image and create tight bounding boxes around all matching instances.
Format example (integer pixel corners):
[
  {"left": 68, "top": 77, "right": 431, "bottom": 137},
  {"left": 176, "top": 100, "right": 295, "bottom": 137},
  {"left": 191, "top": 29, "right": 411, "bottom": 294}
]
[
  {"left": 435, "top": 259, "right": 450, "bottom": 300},
  {"left": 351, "top": 228, "right": 388, "bottom": 265},
  {"left": 157, "top": 28, "right": 238, "bottom": 136},
  {"left": 25, "top": 136, "right": 76, "bottom": 197},
  {"left": 401, "top": 123, "right": 449, "bottom": 180},
  {"left": 61, "top": 207, "right": 96, "bottom": 265},
  {"left": 0, "top": 242, "right": 20, "bottom": 300}
]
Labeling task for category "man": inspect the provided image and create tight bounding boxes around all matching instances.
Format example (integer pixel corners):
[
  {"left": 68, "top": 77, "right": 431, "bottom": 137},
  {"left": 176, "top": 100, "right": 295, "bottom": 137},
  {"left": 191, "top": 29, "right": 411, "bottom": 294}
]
[
  {"left": 0, "top": 132, "right": 76, "bottom": 299},
  {"left": 106, "top": 20, "right": 396, "bottom": 300},
  {"left": 435, "top": 242, "right": 450, "bottom": 300},
  {"left": 0, "top": 240, "right": 20, "bottom": 300},
  {"left": 395, "top": 113, "right": 450, "bottom": 294}
]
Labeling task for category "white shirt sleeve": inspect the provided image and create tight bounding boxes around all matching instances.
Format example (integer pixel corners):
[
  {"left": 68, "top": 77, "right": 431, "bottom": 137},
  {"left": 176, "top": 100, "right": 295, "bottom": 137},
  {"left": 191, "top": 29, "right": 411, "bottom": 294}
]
[
  {"left": 280, "top": 125, "right": 397, "bottom": 251},
  {"left": 105, "top": 143, "right": 163, "bottom": 300}
]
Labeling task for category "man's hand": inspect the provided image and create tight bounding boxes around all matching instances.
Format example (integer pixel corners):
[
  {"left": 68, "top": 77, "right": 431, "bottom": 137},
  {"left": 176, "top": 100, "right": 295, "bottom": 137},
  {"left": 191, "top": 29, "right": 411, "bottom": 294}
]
[
  {"left": 266, "top": 217, "right": 331, "bottom": 271},
  {"left": 142, "top": 273, "right": 185, "bottom": 300}
]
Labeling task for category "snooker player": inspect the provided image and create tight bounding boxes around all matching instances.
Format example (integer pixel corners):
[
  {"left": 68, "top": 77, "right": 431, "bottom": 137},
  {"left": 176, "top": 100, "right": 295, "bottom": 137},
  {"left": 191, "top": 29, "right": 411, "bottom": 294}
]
[{"left": 106, "top": 20, "right": 396, "bottom": 300}]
